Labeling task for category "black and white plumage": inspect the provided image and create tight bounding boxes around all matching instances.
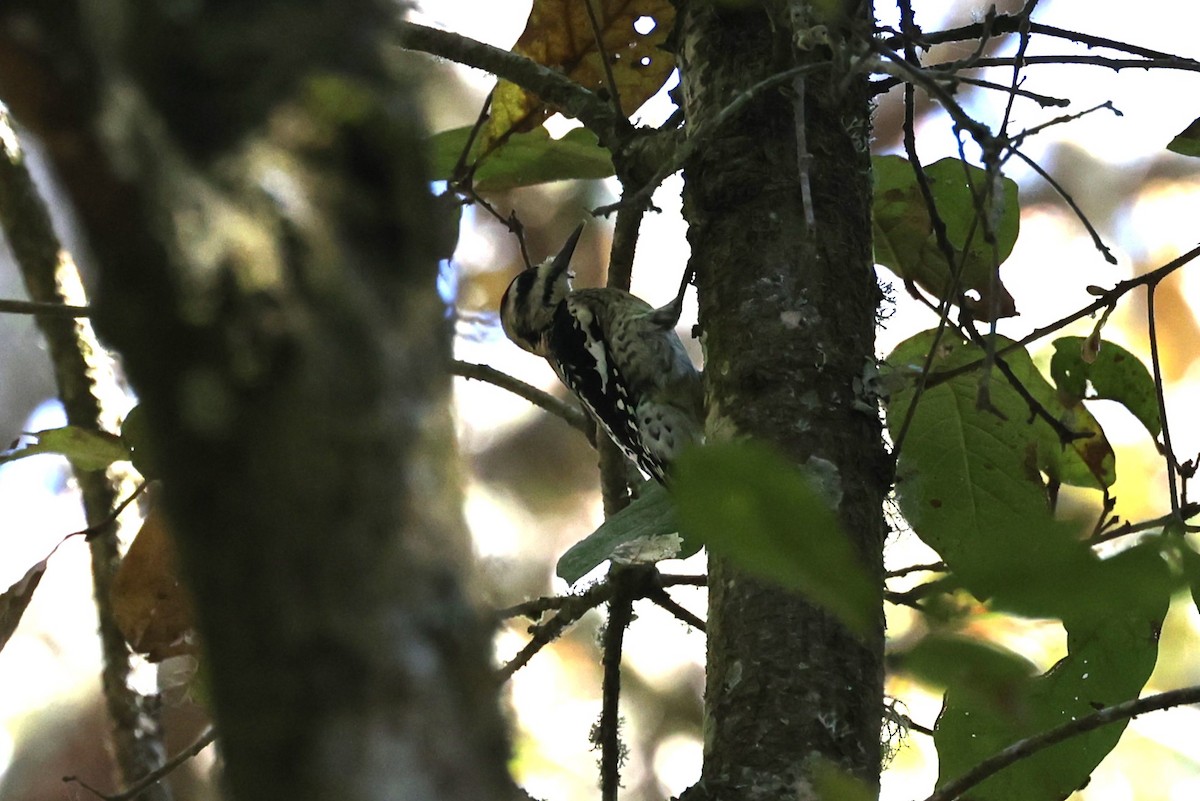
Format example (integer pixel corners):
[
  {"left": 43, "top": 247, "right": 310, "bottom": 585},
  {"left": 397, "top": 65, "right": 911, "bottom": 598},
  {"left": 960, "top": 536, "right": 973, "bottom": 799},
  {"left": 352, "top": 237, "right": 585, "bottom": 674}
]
[{"left": 499, "top": 225, "right": 703, "bottom": 482}]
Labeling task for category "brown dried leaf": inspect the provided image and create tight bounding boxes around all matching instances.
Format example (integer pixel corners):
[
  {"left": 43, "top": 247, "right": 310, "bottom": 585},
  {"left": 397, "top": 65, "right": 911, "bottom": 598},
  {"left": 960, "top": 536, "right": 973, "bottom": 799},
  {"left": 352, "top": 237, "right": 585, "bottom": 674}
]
[
  {"left": 0, "top": 558, "right": 48, "bottom": 655},
  {"left": 112, "top": 506, "right": 197, "bottom": 661},
  {"left": 481, "top": 0, "right": 675, "bottom": 153}
]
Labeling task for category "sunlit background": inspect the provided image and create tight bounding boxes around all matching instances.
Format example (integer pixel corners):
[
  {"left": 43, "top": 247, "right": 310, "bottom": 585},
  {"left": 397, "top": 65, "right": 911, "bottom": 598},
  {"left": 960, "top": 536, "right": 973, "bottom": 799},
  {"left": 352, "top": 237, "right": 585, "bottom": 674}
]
[{"left": 1, "top": 1, "right": 1199, "bottom": 799}]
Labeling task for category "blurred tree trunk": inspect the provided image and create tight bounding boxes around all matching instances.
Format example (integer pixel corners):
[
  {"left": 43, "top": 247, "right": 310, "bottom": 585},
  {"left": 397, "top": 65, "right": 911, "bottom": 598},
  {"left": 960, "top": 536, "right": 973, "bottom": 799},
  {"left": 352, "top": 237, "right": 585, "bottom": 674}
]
[
  {"left": 678, "top": 1, "right": 889, "bottom": 797},
  {"left": 0, "top": 3, "right": 515, "bottom": 801}
]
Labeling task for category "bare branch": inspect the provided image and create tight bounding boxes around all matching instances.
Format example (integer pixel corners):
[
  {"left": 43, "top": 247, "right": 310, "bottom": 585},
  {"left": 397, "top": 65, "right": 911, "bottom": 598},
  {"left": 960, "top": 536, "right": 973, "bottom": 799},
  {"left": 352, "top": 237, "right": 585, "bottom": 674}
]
[
  {"left": 1146, "top": 287, "right": 1180, "bottom": 516},
  {"left": 1088, "top": 504, "right": 1200, "bottom": 545},
  {"left": 927, "top": 243, "right": 1200, "bottom": 387},
  {"left": 0, "top": 298, "right": 92, "bottom": 317},
  {"left": 497, "top": 581, "right": 615, "bottom": 682},
  {"left": 451, "top": 360, "right": 591, "bottom": 435}
]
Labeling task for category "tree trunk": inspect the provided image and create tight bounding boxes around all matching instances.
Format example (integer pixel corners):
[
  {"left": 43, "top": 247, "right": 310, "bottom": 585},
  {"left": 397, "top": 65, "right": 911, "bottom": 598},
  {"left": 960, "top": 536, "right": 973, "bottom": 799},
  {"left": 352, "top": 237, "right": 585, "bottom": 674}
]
[
  {"left": 0, "top": 3, "right": 516, "bottom": 801},
  {"left": 677, "top": 1, "right": 888, "bottom": 796}
]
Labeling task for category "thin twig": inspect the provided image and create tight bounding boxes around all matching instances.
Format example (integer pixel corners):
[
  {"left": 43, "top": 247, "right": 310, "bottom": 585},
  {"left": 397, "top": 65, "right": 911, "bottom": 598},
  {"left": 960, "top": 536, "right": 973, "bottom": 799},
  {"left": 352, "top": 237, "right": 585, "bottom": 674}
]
[
  {"left": 593, "top": 64, "right": 825, "bottom": 217},
  {"left": 582, "top": 0, "right": 622, "bottom": 114},
  {"left": 647, "top": 587, "right": 706, "bottom": 631},
  {"left": 885, "top": 14, "right": 1200, "bottom": 65},
  {"left": 497, "top": 580, "right": 616, "bottom": 682},
  {"left": 872, "top": 52, "right": 1200, "bottom": 95},
  {"left": 497, "top": 594, "right": 571, "bottom": 621},
  {"left": 451, "top": 360, "right": 591, "bottom": 435},
  {"left": 924, "top": 686, "right": 1200, "bottom": 801},
  {"left": 451, "top": 89, "right": 492, "bottom": 183},
  {"left": 65, "top": 727, "right": 217, "bottom": 801},
  {"left": 81, "top": 483, "right": 149, "bottom": 541},
  {"left": 456, "top": 187, "right": 535, "bottom": 270},
  {"left": 885, "top": 561, "right": 946, "bottom": 579},
  {"left": 1005, "top": 147, "right": 1114, "bottom": 263},
  {"left": 1146, "top": 285, "right": 1180, "bottom": 517},
  {"left": 889, "top": 7, "right": 975, "bottom": 459},
  {"left": 0, "top": 298, "right": 92, "bottom": 317},
  {"left": 927, "top": 243, "right": 1200, "bottom": 387},
  {"left": 943, "top": 74, "right": 1069, "bottom": 108},
  {"left": 1088, "top": 504, "right": 1200, "bottom": 545}
]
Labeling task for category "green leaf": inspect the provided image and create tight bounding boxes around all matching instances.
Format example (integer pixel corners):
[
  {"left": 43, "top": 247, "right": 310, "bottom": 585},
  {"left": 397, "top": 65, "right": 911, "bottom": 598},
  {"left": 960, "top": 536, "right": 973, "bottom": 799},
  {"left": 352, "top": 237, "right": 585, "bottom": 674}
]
[
  {"left": 934, "top": 545, "right": 1170, "bottom": 801},
  {"left": 901, "top": 633, "right": 1038, "bottom": 715},
  {"left": 1180, "top": 544, "right": 1200, "bottom": 619},
  {"left": 0, "top": 426, "right": 130, "bottom": 471},
  {"left": 873, "top": 155, "right": 1020, "bottom": 321},
  {"left": 1050, "top": 336, "right": 1162, "bottom": 437},
  {"left": 885, "top": 332, "right": 1118, "bottom": 614},
  {"left": 1167, "top": 116, "right": 1200, "bottom": 157},
  {"left": 811, "top": 758, "right": 876, "bottom": 801},
  {"left": 429, "top": 125, "right": 615, "bottom": 192},
  {"left": 672, "top": 442, "right": 876, "bottom": 636},
  {"left": 556, "top": 483, "right": 694, "bottom": 585}
]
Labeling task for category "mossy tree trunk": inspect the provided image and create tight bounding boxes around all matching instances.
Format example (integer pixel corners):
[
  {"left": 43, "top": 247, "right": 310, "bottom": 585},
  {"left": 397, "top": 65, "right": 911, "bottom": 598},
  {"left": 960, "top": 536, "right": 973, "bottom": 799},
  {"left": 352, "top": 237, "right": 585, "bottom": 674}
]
[
  {"left": 676, "top": 1, "right": 889, "bottom": 796},
  {"left": 0, "top": 3, "right": 515, "bottom": 801}
]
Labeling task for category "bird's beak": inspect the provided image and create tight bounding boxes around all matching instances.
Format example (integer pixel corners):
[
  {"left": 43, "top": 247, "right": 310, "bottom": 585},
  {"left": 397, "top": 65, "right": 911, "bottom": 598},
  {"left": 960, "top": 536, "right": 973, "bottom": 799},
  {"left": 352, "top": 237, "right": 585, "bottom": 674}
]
[{"left": 550, "top": 223, "right": 585, "bottom": 277}]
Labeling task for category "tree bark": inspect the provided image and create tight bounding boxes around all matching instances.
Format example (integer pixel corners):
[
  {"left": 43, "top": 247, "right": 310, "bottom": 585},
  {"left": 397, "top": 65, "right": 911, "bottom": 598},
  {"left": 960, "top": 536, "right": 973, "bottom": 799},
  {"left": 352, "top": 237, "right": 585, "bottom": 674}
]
[
  {"left": 0, "top": 3, "right": 515, "bottom": 801},
  {"left": 677, "top": 1, "right": 888, "bottom": 796}
]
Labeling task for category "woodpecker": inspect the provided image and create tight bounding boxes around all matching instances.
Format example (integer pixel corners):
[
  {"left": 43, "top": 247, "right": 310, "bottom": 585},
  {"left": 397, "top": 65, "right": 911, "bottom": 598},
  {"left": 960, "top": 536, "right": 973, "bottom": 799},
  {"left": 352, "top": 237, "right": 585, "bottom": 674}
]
[{"left": 499, "top": 225, "right": 704, "bottom": 483}]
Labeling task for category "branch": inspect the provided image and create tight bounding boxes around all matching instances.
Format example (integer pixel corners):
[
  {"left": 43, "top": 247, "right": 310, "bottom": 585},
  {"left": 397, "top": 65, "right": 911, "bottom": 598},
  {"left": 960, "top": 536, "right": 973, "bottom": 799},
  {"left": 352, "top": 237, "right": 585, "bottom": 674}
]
[
  {"left": 927, "top": 243, "right": 1200, "bottom": 387},
  {"left": 451, "top": 360, "right": 591, "bottom": 435},
  {"left": 497, "top": 580, "right": 616, "bottom": 682},
  {"left": 65, "top": 727, "right": 217, "bottom": 801},
  {"left": 596, "top": 198, "right": 645, "bottom": 515},
  {"left": 1088, "top": 504, "right": 1200, "bottom": 545},
  {"left": 885, "top": 13, "right": 1199, "bottom": 65},
  {"left": 0, "top": 298, "right": 92, "bottom": 317},
  {"left": 0, "top": 105, "right": 171, "bottom": 798},
  {"left": 647, "top": 586, "right": 706, "bottom": 631},
  {"left": 1146, "top": 287, "right": 1180, "bottom": 516},
  {"left": 924, "top": 686, "right": 1200, "bottom": 801},
  {"left": 885, "top": 561, "right": 946, "bottom": 579},
  {"left": 598, "top": 568, "right": 640, "bottom": 801},
  {"left": 395, "top": 21, "right": 630, "bottom": 148},
  {"left": 594, "top": 63, "right": 825, "bottom": 217}
]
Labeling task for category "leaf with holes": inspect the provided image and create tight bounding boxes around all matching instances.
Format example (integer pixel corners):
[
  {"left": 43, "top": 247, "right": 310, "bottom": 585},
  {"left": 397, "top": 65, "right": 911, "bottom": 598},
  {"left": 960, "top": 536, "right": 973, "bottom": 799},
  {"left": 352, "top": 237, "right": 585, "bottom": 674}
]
[
  {"left": 430, "top": 126, "right": 614, "bottom": 191},
  {"left": 934, "top": 544, "right": 1169, "bottom": 801},
  {"left": 873, "top": 155, "right": 1020, "bottom": 321},
  {"left": 480, "top": 0, "right": 675, "bottom": 154},
  {"left": 1050, "top": 337, "right": 1161, "bottom": 438},
  {"left": 672, "top": 442, "right": 875, "bottom": 637}
]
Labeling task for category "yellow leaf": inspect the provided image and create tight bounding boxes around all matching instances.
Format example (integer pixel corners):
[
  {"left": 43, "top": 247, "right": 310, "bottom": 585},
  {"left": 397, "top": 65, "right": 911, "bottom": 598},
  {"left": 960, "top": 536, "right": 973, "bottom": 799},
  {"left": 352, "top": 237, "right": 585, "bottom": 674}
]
[{"left": 481, "top": 0, "right": 675, "bottom": 154}]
